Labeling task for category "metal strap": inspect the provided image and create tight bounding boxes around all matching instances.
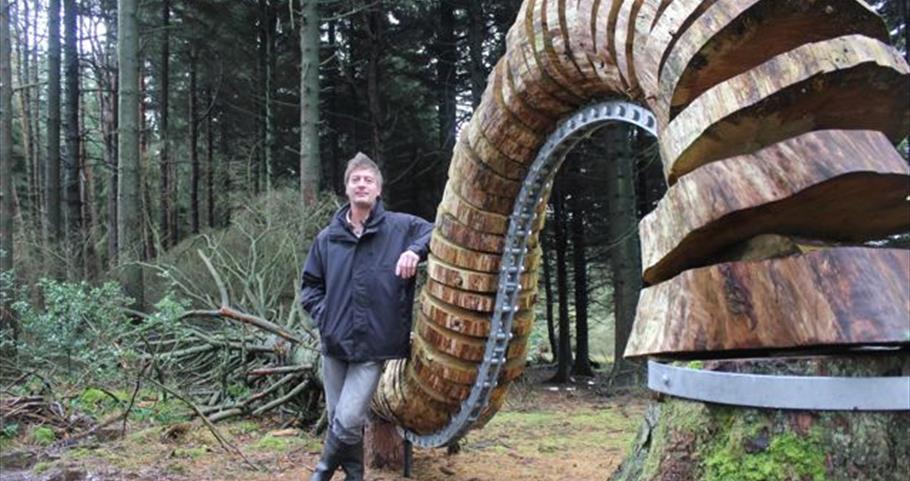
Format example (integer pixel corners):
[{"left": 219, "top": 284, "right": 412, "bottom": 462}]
[
  {"left": 401, "top": 101, "right": 658, "bottom": 448},
  {"left": 648, "top": 360, "right": 910, "bottom": 411}
]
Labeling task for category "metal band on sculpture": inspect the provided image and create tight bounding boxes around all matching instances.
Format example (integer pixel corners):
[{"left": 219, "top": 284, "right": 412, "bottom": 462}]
[
  {"left": 648, "top": 360, "right": 910, "bottom": 411},
  {"left": 402, "top": 101, "right": 658, "bottom": 448}
]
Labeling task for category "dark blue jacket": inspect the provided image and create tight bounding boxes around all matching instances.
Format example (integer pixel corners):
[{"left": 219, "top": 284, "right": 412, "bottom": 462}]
[{"left": 299, "top": 201, "right": 432, "bottom": 362}]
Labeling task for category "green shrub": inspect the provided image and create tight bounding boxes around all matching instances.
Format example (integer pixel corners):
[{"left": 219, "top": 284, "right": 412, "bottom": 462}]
[
  {"left": 32, "top": 426, "right": 56, "bottom": 446},
  {"left": 1, "top": 422, "right": 19, "bottom": 439}
]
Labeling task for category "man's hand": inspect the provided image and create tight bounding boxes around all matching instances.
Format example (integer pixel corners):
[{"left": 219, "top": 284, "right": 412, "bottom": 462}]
[{"left": 395, "top": 250, "right": 420, "bottom": 279}]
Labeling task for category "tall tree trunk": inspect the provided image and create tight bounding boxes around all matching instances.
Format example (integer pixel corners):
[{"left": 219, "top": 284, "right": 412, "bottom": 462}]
[
  {"left": 79, "top": 66, "right": 99, "bottom": 280},
  {"left": 541, "top": 229, "right": 557, "bottom": 361},
  {"left": 265, "top": 1, "right": 275, "bottom": 192},
  {"left": 467, "top": 0, "right": 485, "bottom": 109},
  {"left": 138, "top": 65, "right": 155, "bottom": 260},
  {"left": 570, "top": 186, "right": 593, "bottom": 377},
  {"left": 550, "top": 186, "right": 573, "bottom": 383},
  {"left": 299, "top": 0, "right": 321, "bottom": 205},
  {"left": 100, "top": 12, "right": 119, "bottom": 266},
  {"left": 1, "top": 0, "right": 18, "bottom": 340},
  {"left": 189, "top": 47, "right": 199, "bottom": 234},
  {"left": 206, "top": 89, "right": 215, "bottom": 229},
  {"left": 605, "top": 127, "right": 642, "bottom": 385},
  {"left": 220, "top": 118, "right": 231, "bottom": 227},
  {"left": 12, "top": 0, "right": 35, "bottom": 227},
  {"left": 365, "top": 1, "right": 385, "bottom": 167},
  {"left": 30, "top": 0, "right": 42, "bottom": 230},
  {"left": 45, "top": 0, "right": 62, "bottom": 247},
  {"left": 158, "top": 0, "right": 171, "bottom": 247},
  {"left": 436, "top": 0, "right": 457, "bottom": 152},
  {"left": 325, "top": 19, "right": 339, "bottom": 192},
  {"left": 118, "top": 0, "right": 144, "bottom": 309},
  {"left": 63, "top": 0, "right": 82, "bottom": 277},
  {"left": 256, "top": 0, "right": 268, "bottom": 195}
]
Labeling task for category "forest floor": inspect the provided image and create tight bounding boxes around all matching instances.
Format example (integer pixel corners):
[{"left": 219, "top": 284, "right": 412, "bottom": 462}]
[{"left": 0, "top": 367, "right": 648, "bottom": 481}]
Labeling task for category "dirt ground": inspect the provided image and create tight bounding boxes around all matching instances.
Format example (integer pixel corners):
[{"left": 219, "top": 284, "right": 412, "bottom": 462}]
[{"left": 1, "top": 368, "right": 648, "bottom": 481}]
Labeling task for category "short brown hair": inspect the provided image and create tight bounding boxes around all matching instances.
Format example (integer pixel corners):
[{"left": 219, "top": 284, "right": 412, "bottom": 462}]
[{"left": 344, "top": 152, "right": 383, "bottom": 187}]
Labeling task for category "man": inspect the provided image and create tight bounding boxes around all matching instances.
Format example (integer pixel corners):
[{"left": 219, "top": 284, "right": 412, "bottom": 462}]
[{"left": 300, "top": 152, "right": 432, "bottom": 481}]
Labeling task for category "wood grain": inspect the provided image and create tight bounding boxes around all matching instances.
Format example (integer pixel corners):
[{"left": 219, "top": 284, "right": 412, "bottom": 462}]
[
  {"left": 661, "top": 34, "right": 910, "bottom": 184},
  {"left": 641, "top": 129, "right": 910, "bottom": 284},
  {"left": 626, "top": 247, "right": 910, "bottom": 358},
  {"left": 657, "top": 0, "right": 887, "bottom": 125}
]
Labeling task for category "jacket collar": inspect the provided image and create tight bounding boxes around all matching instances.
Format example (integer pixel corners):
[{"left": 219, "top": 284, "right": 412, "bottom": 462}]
[{"left": 328, "top": 200, "right": 386, "bottom": 241}]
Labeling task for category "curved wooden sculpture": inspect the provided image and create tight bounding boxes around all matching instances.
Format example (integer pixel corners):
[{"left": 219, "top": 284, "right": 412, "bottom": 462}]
[{"left": 372, "top": 0, "right": 910, "bottom": 446}]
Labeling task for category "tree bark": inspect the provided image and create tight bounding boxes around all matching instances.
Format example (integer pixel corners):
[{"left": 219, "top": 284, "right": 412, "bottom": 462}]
[
  {"left": 206, "top": 88, "right": 215, "bottom": 229},
  {"left": 0, "top": 0, "right": 17, "bottom": 339},
  {"left": 189, "top": 47, "right": 199, "bottom": 234},
  {"left": 63, "top": 0, "right": 82, "bottom": 274},
  {"left": 29, "top": 0, "right": 42, "bottom": 229},
  {"left": 12, "top": 0, "right": 35, "bottom": 227},
  {"left": 541, "top": 230, "right": 557, "bottom": 361},
  {"left": 118, "top": 0, "right": 144, "bottom": 310},
  {"left": 100, "top": 6, "right": 119, "bottom": 266},
  {"left": 569, "top": 183, "right": 593, "bottom": 377},
  {"left": 46, "top": 0, "right": 62, "bottom": 246},
  {"left": 437, "top": 0, "right": 457, "bottom": 154},
  {"left": 604, "top": 126, "right": 641, "bottom": 385},
  {"left": 259, "top": 0, "right": 275, "bottom": 192},
  {"left": 159, "top": 0, "right": 171, "bottom": 247},
  {"left": 365, "top": 0, "right": 385, "bottom": 167},
  {"left": 551, "top": 186, "right": 573, "bottom": 383},
  {"left": 365, "top": 417, "right": 405, "bottom": 470},
  {"left": 299, "top": 0, "right": 321, "bottom": 205},
  {"left": 467, "top": 0, "right": 486, "bottom": 109},
  {"left": 79, "top": 69, "right": 99, "bottom": 280}
]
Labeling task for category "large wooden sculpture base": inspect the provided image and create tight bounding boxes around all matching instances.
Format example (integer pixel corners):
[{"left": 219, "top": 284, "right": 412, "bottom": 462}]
[{"left": 609, "top": 355, "right": 910, "bottom": 481}]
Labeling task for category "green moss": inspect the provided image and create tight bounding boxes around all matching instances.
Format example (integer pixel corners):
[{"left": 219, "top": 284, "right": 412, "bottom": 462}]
[
  {"left": 32, "top": 426, "right": 56, "bottom": 446},
  {"left": 80, "top": 387, "right": 113, "bottom": 405},
  {"left": 129, "top": 398, "right": 190, "bottom": 424},
  {"left": 640, "top": 411, "right": 668, "bottom": 480},
  {"left": 68, "top": 447, "right": 94, "bottom": 460},
  {"left": 703, "top": 430, "right": 829, "bottom": 481},
  {"left": 172, "top": 447, "right": 208, "bottom": 459},
  {"left": 229, "top": 421, "right": 261, "bottom": 435},
  {"left": 254, "top": 435, "right": 298, "bottom": 452},
  {"left": 32, "top": 461, "right": 54, "bottom": 474},
  {"left": 686, "top": 361, "right": 705, "bottom": 370}
]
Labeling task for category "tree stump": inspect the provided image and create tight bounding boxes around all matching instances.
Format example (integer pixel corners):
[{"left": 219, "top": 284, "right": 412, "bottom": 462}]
[
  {"left": 610, "top": 355, "right": 910, "bottom": 481},
  {"left": 365, "top": 416, "right": 405, "bottom": 470}
]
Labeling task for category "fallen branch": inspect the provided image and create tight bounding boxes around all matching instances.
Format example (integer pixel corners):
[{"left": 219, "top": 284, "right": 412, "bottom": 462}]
[
  {"left": 246, "top": 365, "right": 311, "bottom": 377},
  {"left": 148, "top": 379, "right": 263, "bottom": 472},
  {"left": 252, "top": 380, "right": 311, "bottom": 417},
  {"left": 216, "top": 306, "right": 305, "bottom": 345}
]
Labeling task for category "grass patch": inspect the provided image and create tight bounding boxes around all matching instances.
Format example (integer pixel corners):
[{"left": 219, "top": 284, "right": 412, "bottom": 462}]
[
  {"left": 31, "top": 426, "right": 56, "bottom": 446},
  {"left": 172, "top": 447, "right": 210, "bottom": 460}
]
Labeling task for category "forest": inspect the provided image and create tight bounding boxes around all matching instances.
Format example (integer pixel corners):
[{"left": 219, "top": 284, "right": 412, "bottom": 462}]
[{"left": 0, "top": 0, "right": 908, "bottom": 480}]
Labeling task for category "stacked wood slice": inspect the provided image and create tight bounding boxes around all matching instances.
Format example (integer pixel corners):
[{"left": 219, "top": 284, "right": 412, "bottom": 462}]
[
  {"left": 374, "top": 0, "right": 910, "bottom": 437},
  {"left": 627, "top": 0, "right": 910, "bottom": 359}
]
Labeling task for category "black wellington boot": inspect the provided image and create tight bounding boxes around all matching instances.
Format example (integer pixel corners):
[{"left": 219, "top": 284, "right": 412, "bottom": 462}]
[
  {"left": 339, "top": 439, "right": 364, "bottom": 481},
  {"left": 308, "top": 431, "right": 344, "bottom": 481}
]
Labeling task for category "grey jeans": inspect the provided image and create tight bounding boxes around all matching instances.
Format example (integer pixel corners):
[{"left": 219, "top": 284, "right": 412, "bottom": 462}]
[{"left": 321, "top": 355, "right": 382, "bottom": 445}]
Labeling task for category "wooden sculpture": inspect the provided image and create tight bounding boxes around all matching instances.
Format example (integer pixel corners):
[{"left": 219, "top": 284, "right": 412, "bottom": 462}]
[{"left": 370, "top": 5, "right": 910, "bottom": 473}]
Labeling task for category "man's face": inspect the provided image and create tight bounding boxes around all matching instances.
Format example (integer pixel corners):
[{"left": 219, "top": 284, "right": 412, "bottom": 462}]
[{"left": 345, "top": 167, "right": 382, "bottom": 208}]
